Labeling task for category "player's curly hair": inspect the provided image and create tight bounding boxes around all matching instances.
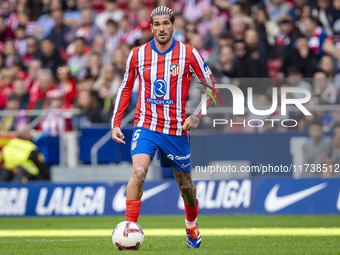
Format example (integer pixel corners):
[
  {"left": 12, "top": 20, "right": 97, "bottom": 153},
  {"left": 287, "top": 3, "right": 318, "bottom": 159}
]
[{"left": 150, "top": 6, "right": 175, "bottom": 24}]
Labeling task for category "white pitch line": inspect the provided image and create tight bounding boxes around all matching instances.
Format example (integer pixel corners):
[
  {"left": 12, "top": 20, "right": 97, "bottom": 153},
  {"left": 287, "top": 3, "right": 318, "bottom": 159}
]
[{"left": 0, "top": 228, "right": 340, "bottom": 237}]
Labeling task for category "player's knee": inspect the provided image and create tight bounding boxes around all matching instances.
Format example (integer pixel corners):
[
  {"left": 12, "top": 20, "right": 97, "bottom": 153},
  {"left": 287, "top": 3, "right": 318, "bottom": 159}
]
[
  {"left": 131, "top": 166, "right": 147, "bottom": 186},
  {"left": 179, "top": 179, "right": 194, "bottom": 193}
]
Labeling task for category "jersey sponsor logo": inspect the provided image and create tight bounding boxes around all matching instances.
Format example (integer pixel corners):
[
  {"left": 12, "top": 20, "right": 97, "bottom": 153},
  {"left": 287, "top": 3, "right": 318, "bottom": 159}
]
[
  {"left": 181, "top": 163, "right": 190, "bottom": 168},
  {"left": 153, "top": 78, "right": 167, "bottom": 98},
  {"left": 146, "top": 98, "right": 174, "bottom": 105},
  {"left": 35, "top": 186, "right": 106, "bottom": 216},
  {"left": 178, "top": 180, "right": 251, "bottom": 209},
  {"left": 0, "top": 188, "right": 28, "bottom": 216},
  {"left": 170, "top": 64, "right": 180, "bottom": 76},
  {"left": 264, "top": 183, "right": 327, "bottom": 212},
  {"left": 167, "top": 154, "right": 190, "bottom": 161},
  {"left": 112, "top": 183, "right": 171, "bottom": 212},
  {"left": 203, "top": 62, "right": 212, "bottom": 75},
  {"left": 143, "top": 67, "right": 151, "bottom": 71}
]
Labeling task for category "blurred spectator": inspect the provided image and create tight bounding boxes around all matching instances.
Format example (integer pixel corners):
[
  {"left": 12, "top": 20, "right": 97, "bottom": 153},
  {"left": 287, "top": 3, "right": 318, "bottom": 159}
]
[
  {"left": 230, "top": 14, "right": 249, "bottom": 41},
  {"left": 124, "top": 7, "right": 149, "bottom": 46},
  {"left": 104, "top": 19, "right": 120, "bottom": 53},
  {"left": 21, "top": 36, "right": 38, "bottom": 68},
  {"left": 33, "top": 0, "right": 63, "bottom": 40},
  {"left": 0, "top": 68, "right": 15, "bottom": 110},
  {"left": 67, "top": 37, "right": 89, "bottom": 76},
  {"left": 255, "top": 8, "right": 280, "bottom": 47},
  {"left": 245, "top": 28, "right": 271, "bottom": 65},
  {"left": 310, "top": 70, "right": 338, "bottom": 105},
  {"left": 334, "top": 59, "right": 340, "bottom": 91},
  {"left": 3, "top": 40, "right": 20, "bottom": 68},
  {"left": 112, "top": 46, "right": 127, "bottom": 77},
  {"left": 93, "top": 64, "right": 121, "bottom": 106},
  {"left": 86, "top": 52, "right": 102, "bottom": 80},
  {"left": 91, "top": 35, "right": 111, "bottom": 64},
  {"left": 24, "top": 59, "right": 42, "bottom": 91},
  {"left": 1, "top": 0, "right": 19, "bottom": 30},
  {"left": 64, "top": 0, "right": 94, "bottom": 28},
  {"left": 302, "top": 119, "right": 332, "bottom": 177},
  {"left": 197, "top": 6, "right": 214, "bottom": 38},
  {"left": 116, "top": 15, "right": 130, "bottom": 43},
  {"left": 285, "top": 66, "right": 313, "bottom": 98},
  {"left": 302, "top": 16, "right": 340, "bottom": 58},
  {"left": 280, "top": 34, "right": 319, "bottom": 77},
  {"left": 18, "top": 11, "right": 36, "bottom": 36},
  {"left": 16, "top": 0, "right": 30, "bottom": 16},
  {"left": 0, "top": 93, "right": 20, "bottom": 131},
  {"left": 39, "top": 88, "right": 72, "bottom": 136},
  {"left": 0, "top": 16, "right": 15, "bottom": 44},
  {"left": 75, "top": 89, "right": 105, "bottom": 127},
  {"left": 134, "top": 21, "right": 153, "bottom": 47},
  {"left": 288, "top": 0, "right": 310, "bottom": 22},
  {"left": 266, "top": 0, "right": 292, "bottom": 23},
  {"left": 312, "top": 0, "right": 334, "bottom": 36},
  {"left": 34, "top": 38, "right": 65, "bottom": 76},
  {"left": 321, "top": 123, "right": 340, "bottom": 176},
  {"left": 65, "top": 7, "right": 102, "bottom": 46},
  {"left": 204, "top": 18, "right": 225, "bottom": 56},
  {"left": 190, "top": 33, "right": 212, "bottom": 61},
  {"left": 234, "top": 40, "right": 266, "bottom": 78},
  {"left": 0, "top": 124, "right": 50, "bottom": 181},
  {"left": 320, "top": 54, "right": 336, "bottom": 78},
  {"left": 295, "top": 4, "right": 313, "bottom": 33},
  {"left": 275, "top": 15, "right": 297, "bottom": 60},
  {"left": 95, "top": 0, "right": 124, "bottom": 32},
  {"left": 56, "top": 65, "right": 77, "bottom": 106},
  {"left": 12, "top": 79, "right": 29, "bottom": 109},
  {"left": 183, "top": 0, "right": 211, "bottom": 22},
  {"left": 173, "top": 14, "right": 186, "bottom": 42},
  {"left": 28, "top": 68, "right": 58, "bottom": 110},
  {"left": 47, "top": 9, "right": 71, "bottom": 51},
  {"left": 13, "top": 24, "right": 27, "bottom": 56},
  {"left": 211, "top": 45, "right": 237, "bottom": 80},
  {"left": 127, "top": 0, "right": 142, "bottom": 26}
]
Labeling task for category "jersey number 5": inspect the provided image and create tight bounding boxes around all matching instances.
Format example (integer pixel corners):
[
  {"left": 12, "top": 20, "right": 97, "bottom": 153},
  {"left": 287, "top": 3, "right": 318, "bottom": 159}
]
[{"left": 133, "top": 129, "right": 141, "bottom": 141}]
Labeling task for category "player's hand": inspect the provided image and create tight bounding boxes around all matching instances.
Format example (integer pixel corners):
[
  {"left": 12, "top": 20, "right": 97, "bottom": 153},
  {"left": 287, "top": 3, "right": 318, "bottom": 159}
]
[
  {"left": 112, "top": 127, "right": 125, "bottom": 144},
  {"left": 183, "top": 115, "right": 201, "bottom": 131}
]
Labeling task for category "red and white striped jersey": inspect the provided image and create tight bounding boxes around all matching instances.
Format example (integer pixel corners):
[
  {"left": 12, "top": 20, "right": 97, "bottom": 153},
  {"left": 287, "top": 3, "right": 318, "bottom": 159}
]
[{"left": 112, "top": 38, "right": 216, "bottom": 136}]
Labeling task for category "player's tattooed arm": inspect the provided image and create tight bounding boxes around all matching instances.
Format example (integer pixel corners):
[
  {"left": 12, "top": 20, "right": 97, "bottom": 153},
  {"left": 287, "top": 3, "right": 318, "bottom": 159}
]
[{"left": 183, "top": 114, "right": 201, "bottom": 131}]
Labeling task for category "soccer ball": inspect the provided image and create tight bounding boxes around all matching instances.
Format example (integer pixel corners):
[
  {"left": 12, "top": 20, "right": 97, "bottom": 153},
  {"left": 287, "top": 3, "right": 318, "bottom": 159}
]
[{"left": 112, "top": 221, "right": 144, "bottom": 250}]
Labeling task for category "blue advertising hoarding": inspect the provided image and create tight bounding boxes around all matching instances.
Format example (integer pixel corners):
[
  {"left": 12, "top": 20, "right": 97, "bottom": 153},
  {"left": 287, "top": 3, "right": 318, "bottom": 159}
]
[{"left": 0, "top": 179, "right": 339, "bottom": 217}]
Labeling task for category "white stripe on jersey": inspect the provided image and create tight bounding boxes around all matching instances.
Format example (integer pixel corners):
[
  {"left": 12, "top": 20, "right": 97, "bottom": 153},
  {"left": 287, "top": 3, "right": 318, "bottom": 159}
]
[
  {"left": 162, "top": 51, "right": 173, "bottom": 134},
  {"left": 149, "top": 50, "right": 159, "bottom": 132},
  {"left": 176, "top": 42, "right": 186, "bottom": 136},
  {"left": 137, "top": 44, "right": 147, "bottom": 127},
  {"left": 192, "top": 48, "right": 213, "bottom": 86},
  {"left": 112, "top": 50, "right": 134, "bottom": 128}
]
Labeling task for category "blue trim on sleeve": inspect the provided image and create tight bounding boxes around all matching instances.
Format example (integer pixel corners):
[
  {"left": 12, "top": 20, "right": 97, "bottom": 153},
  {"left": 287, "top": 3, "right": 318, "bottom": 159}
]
[{"left": 151, "top": 38, "right": 177, "bottom": 55}]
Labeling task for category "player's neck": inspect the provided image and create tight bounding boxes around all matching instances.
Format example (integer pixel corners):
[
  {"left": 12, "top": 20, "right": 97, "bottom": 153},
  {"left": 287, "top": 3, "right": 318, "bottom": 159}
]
[{"left": 153, "top": 37, "right": 174, "bottom": 53}]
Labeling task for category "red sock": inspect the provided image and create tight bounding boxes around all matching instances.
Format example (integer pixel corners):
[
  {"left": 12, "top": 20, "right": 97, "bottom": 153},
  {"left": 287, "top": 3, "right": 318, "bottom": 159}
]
[
  {"left": 125, "top": 198, "right": 141, "bottom": 223},
  {"left": 184, "top": 199, "right": 199, "bottom": 222}
]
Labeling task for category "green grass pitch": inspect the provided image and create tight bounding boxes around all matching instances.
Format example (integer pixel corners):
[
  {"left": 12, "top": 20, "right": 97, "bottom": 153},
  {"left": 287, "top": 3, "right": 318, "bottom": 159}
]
[{"left": 0, "top": 215, "right": 339, "bottom": 255}]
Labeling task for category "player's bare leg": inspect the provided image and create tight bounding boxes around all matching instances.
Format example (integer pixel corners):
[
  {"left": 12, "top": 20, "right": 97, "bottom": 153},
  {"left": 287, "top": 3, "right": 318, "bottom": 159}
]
[
  {"left": 125, "top": 154, "right": 151, "bottom": 222},
  {"left": 172, "top": 168, "right": 196, "bottom": 206},
  {"left": 173, "top": 168, "right": 201, "bottom": 248}
]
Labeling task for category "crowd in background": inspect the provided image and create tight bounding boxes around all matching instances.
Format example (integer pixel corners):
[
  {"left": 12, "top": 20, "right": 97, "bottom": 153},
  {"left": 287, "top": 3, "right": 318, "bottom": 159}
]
[{"left": 0, "top": 0, "right": 339, "bottom": 135}]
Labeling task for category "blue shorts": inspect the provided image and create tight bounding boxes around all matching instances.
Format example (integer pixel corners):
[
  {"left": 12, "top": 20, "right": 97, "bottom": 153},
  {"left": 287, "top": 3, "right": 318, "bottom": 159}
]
[{"left": 130, "top": 127, "right": 191, "bottom": 172}]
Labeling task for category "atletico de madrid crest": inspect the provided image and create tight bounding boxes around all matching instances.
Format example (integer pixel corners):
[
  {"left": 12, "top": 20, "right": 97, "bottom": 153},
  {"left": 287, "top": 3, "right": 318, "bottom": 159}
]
[
  {"left": 131, "top": 141, "right": 137, "bottom": 150},
  {"left": 170, "top": 64, "right": 180, "bottom": 76}
]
